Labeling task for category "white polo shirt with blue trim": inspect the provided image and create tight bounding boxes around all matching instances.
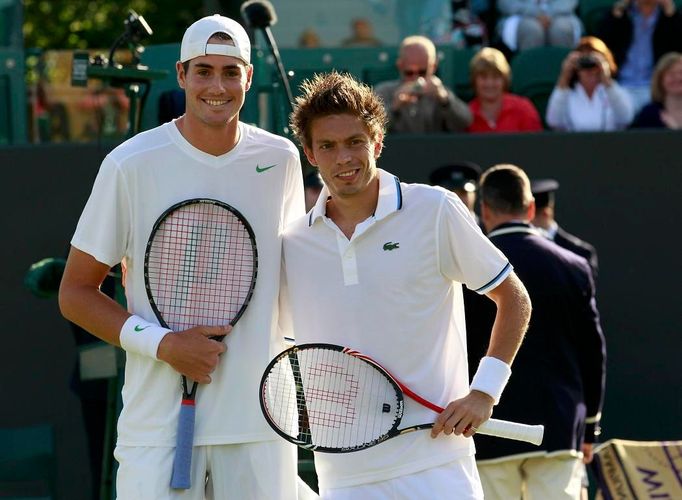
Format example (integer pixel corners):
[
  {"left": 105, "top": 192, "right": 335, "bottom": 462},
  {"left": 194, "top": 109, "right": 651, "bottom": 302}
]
[{"left": 282, "top": 168, "right": 511, "bottom": 489}]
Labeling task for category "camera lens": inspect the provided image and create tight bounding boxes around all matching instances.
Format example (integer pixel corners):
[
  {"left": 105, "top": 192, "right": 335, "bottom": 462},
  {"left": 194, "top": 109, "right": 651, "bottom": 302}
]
[{"left": 577, "top": 55, "right": 598, "bottom": 69}]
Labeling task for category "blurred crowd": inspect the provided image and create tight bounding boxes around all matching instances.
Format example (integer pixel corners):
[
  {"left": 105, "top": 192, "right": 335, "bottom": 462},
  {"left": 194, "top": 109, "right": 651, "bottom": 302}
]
[
  {"left": 27, "top": 0, "right": 682, "bottom": 143},
  {"left": 299, "top": 0, "right": 682, "bottom": 133}
]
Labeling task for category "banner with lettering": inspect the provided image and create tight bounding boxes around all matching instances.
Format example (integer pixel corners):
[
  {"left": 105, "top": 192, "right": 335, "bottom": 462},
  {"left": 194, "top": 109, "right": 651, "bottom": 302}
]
[{"left": 593, "top": 439, "right": 682, "bottom": 499}]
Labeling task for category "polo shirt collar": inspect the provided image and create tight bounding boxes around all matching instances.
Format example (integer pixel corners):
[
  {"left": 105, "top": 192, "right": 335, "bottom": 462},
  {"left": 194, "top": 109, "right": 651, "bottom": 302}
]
[
  {"left": 374, "top": 168, "right": 403, "bottom": 221},
  {"left": 308, "top": 168, "right": 403, "bottom": 227}
]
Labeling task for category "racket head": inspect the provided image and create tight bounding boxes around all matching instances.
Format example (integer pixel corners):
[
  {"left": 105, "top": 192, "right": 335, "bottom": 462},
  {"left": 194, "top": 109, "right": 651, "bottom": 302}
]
[
  {"left": 144, "top": 198, "right": 258, "bottom": 331},
  {"left": 259, "top": 343, "right": 404, "bottom": 453}
]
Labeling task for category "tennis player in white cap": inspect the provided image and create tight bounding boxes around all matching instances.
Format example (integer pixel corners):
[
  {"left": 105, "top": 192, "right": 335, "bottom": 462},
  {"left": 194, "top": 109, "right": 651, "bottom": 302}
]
[{"left": 59, "top": 14, "right": 305, "bottom": 499}]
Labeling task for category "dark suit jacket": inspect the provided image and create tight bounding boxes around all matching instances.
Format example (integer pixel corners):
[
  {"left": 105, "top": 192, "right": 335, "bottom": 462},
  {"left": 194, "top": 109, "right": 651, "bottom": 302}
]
[
  {"left": 630, "top": 101, "right": 666, "bottom": 129},
  {"left": 466, "top": 222, "right": 606, "bottom": 460},
  {"left": 597, "top": 8, "right": 682, "bottom": 69},
  {"left": 553, "top": 225, "right": 599, "bottom": 282}
]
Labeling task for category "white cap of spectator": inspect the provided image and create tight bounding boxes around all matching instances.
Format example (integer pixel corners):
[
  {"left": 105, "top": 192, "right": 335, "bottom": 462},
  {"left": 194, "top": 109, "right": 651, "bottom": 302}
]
[{"left": 180, "top": 14, "right": 251, "bottom": 64}]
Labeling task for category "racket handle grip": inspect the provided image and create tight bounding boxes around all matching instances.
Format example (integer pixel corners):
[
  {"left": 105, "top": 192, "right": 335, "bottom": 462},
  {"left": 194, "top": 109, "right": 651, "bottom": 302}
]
[
  {"left": 478, "top": 418, "right": 544, "bottom": 446},
  {"left": 170, "top": 400, "right": 196, "bottom": 489}
]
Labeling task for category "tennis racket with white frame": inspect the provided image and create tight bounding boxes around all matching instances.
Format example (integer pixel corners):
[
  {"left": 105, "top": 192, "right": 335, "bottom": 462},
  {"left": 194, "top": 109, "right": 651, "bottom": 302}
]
[
  {"left": 260, "top": 343, "right": 543, "bottom": 453},
  {"left": 144, "top": 198, "right": 257, "bottom": 489}
]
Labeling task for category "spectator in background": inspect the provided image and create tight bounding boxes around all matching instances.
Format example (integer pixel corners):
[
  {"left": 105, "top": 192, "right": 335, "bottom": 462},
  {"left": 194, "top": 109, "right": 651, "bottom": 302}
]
[
  {"left": 374, "top": 35, "right": 472, "bottom": 133},
  {"left": 298, "top": 28, "right": 321, "bottom": 48},
  {"left": 429, "top": 161, "right": 483, "bottom": 218},
  {"left": 546, "top": 36, "right": 634, "bottom": 130},
  {"left": 460, "top": 0, "right": 499, "bottom": 44},
  {"left": 448, "top": 0, "right": 489, "bottom": 48},
  {"left": 467, "top": 47, "right": 543, "bottom": 132},
  {"left": 341, "top": 18, "right": 382, "bottom": 47},
  {"left": 531, "top": 178, "right": 599, "bottom": 281},
  {"left": 597, "top": 0, "right": 682, "bottom": 113},
  {"left": 497, "top": 0, "right": 582, "bottom": 51},
  {"left": 631, "top": 51, "right": 682, "bottom": 128}
]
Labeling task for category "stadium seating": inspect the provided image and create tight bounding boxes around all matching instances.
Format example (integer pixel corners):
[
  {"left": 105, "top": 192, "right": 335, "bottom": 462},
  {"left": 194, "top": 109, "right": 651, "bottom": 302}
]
[
  {"left": 511, "top": 46, "right": 570, "bottom": 125},
  {"left": 138, "top": 43, "right": 577, "bottom": 133},
  {"left": 0, "top": 424, "right": 56, "bottom": 498},
  {"left": 581, "top": 0, "right": 682, "bottom": 35},
  {"left": 447, "top": 47, "right": 477, "bottom": 102},
  {"left": 579, "top": 0, "right": 616, "bottom": 35},
  {"left": 280, "top": 46, "right": 399, "bottom": 90},
  {"left": 363, "top": 65, "right": 399, "bottom": 88}
]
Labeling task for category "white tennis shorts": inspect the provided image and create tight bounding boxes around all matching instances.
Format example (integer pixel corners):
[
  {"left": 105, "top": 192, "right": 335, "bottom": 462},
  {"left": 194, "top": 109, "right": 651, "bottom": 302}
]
[
  {"left": 114, "top": 440, "right": 297, "bottom": 499},
  {"left": 320, "top": 455, "right": 483, "bottom": 500}
]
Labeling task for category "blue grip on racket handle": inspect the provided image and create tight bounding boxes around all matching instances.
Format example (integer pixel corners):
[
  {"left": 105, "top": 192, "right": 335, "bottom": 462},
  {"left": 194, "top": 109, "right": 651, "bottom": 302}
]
[{"left": 170, "top": 400, "right": 196, "bottom": 489}]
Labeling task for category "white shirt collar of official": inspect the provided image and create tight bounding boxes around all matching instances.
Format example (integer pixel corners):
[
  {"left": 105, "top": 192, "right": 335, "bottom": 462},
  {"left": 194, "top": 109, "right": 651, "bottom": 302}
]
[
  {"left": 487, "top": 222, "right": 542, "bottom": 238},
  {"left": 308, "top": 168, "right": 403, "bottom": 227}
]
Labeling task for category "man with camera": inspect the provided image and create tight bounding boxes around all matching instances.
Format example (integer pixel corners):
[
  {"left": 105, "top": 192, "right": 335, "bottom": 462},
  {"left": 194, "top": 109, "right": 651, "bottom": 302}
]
[{"left": 374, "top": 35, "right": 472, "bottom": 133}]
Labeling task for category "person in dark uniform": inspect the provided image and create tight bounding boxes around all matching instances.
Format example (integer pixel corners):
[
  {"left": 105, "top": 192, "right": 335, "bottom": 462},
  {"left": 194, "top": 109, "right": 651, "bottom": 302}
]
[
  {"left": 531, "top": 178, "right": 599, "bottom": 281},
  {"left": 429, "top": 161, "right": 482, "bottom": 219},
  {"left": 303, "top": 170, "right": 324, "bottom": 212},
  {"left": 466, "top": 164, "right": 606, "bottom": 500}
]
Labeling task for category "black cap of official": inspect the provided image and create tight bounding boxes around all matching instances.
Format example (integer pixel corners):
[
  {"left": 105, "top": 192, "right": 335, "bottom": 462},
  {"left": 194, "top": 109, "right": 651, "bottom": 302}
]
[
  {"left": 429, "top": 161, "right": 482, "bottom": 193},
  {"left": 531, "top": 178, "right": 559, "bottom": 210}
]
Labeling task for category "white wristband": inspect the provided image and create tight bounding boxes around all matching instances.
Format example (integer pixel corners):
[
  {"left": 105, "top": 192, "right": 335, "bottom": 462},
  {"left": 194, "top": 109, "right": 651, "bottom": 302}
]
[
  {"left": 470, "top": 356, "right": 512, "bottom": 405},
  {"left": 119, "top": 315, "right": 171, "bottom": 360}
]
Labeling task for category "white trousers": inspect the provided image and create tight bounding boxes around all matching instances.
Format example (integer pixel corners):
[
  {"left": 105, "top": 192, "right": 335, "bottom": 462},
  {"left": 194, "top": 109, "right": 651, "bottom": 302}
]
[
  {"left": 320, "top": 455, "right": 484, "bottom": 500},
  {"left": 478, "top": 455, "right": 583, "bottom": 500},
  {"left": 114, "top": 440, "right": 298, "bottom": 500}
]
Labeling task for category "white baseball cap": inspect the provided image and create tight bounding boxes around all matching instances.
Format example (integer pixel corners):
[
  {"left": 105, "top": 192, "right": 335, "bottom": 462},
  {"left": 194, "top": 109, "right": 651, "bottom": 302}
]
[{"left": 180, "top": 14, "right": 251, "bottom": 64}]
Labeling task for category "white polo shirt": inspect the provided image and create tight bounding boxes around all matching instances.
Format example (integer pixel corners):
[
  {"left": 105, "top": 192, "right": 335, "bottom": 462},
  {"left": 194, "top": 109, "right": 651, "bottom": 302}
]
[
  {"left": 282, "top": 168, "right": 510, "bottom": 489},
  {"left": 72, "top": 120, "right": 304, "bottom": 447}
]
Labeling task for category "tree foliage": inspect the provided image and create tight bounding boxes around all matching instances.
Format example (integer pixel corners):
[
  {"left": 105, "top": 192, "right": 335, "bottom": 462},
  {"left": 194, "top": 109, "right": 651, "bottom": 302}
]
[{"left": 23, "top": 0, "right": 204, "bottom": 49}]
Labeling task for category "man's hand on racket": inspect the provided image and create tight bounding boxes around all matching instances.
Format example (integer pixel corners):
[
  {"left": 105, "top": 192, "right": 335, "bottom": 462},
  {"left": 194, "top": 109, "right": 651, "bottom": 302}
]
[
  {"left": 430, "top": 390, "right": 494, "bottom": 439},
  {"left": 157, "top": 325, "right": 231, "bottom": 383}
]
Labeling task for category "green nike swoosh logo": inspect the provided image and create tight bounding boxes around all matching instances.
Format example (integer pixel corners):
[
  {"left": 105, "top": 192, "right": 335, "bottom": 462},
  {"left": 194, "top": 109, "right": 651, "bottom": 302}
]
[
  {"left": 256, "top": 164, "right": 277, "bottom": 173},
  {"left": 134, "top": 325, "right": 150, "bottom": 332}
]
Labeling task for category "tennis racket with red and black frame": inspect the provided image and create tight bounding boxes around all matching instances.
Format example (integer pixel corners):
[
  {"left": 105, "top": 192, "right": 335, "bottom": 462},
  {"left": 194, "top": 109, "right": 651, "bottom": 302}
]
[
  {"left": 144, "top": 198, "right": 257, "bottom": 489},
  {"left": 260, "top": 343, "right": 543, "bottom": 453}
]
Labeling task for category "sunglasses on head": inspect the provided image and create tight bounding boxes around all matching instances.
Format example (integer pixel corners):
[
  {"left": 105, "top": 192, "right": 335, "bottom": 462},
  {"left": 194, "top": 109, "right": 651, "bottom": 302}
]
[{"left": 403, "top": 69, "right": 428, "bottom": 77}]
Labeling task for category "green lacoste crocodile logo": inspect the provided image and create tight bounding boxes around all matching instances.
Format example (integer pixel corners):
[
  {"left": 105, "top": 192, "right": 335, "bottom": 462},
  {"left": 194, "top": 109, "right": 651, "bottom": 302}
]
[
  {"left": 383, "top": 242, "right": 400, "bottom": 251},
  {"left": 134, "top": 325, "right": 150, "bottom": 332},
  {"left": 256, "top": 164, "right": 276, "bottom": 173}
]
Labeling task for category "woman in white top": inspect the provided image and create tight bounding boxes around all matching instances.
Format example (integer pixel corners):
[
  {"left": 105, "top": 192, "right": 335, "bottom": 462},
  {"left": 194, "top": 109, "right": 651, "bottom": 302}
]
[{"left": 546, "top": 36, "right": 634, "bottom": 131}]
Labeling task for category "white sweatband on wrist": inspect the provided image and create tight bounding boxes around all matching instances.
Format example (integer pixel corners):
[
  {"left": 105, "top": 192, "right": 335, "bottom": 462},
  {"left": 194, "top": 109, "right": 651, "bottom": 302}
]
[
  {"left": 119, "top": 315, "right": 171, "bottom": 360},
  {"left": 470, "top": 356, "right": 512, "bottom": 405}
]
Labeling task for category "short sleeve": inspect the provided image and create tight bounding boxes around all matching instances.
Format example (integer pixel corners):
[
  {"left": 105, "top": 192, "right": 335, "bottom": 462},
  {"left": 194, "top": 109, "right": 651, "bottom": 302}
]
[
  {"left": 437, "top": 192, "right": 511, "bottom": 294},
  {"left": 70, "top": 156, "right": 131, "bottom": 267},
  {"left": 281, "top": 149, "right": 305, "bottom": 231}
]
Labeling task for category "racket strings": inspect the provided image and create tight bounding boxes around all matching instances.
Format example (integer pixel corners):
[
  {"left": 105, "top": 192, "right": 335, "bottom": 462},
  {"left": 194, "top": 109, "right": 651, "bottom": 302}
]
[
  {"left": 263, "top": 348, "right": 402, "bottom": 450},
  {"left": 146, "top": 203, "right": 255, "bottom": 330},
  {"left": 306, "top": 362, "right": 358, "bottom": 427}
]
